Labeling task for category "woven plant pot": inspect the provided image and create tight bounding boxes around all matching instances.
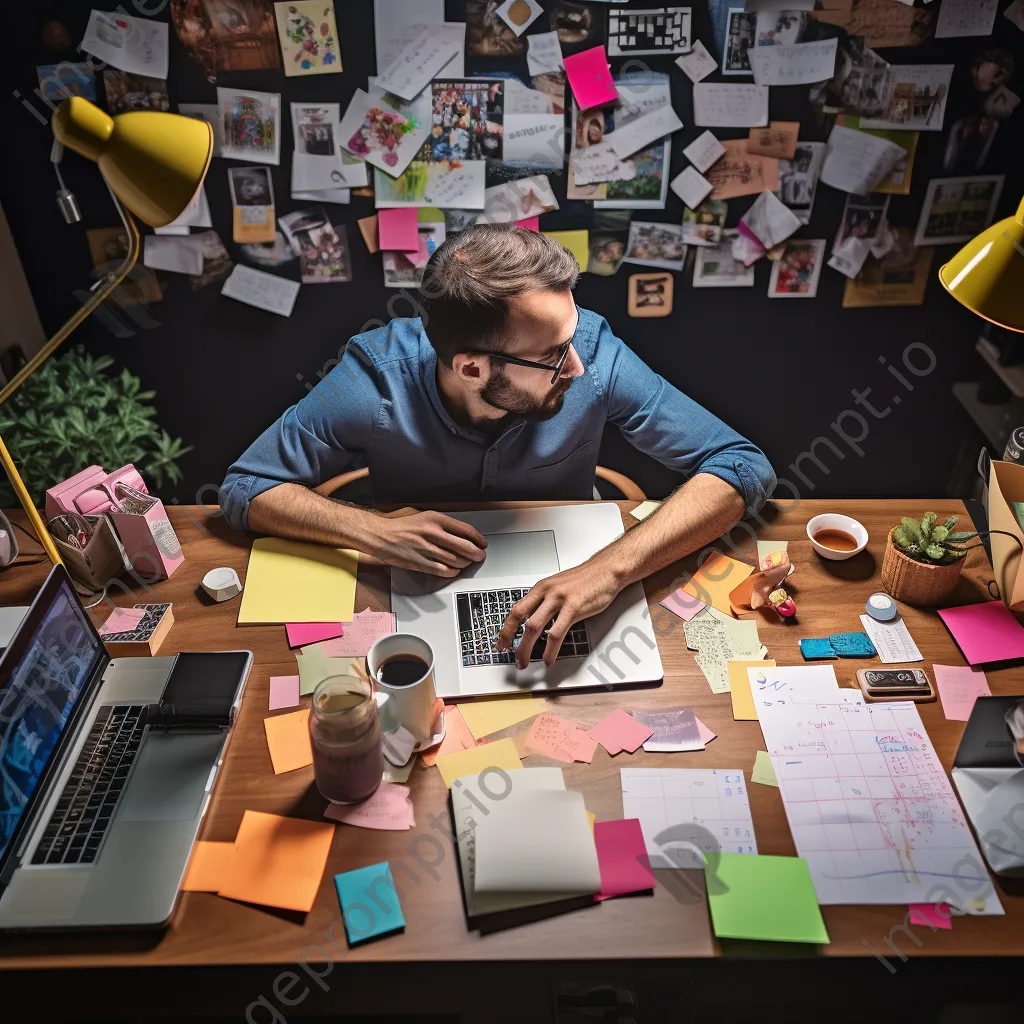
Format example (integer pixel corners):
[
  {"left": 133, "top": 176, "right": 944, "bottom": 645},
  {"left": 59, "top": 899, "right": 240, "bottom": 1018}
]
[{"left": 880, "top": 528, "right": 964, "bottom": 607}]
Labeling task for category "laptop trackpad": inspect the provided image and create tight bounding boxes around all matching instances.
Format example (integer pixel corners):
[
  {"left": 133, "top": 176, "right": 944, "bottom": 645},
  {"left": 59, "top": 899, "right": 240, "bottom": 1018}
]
[
  {"left": 464, "top": 531, "right": 559, "bottom": 580},
  {"left": 117, "top": 731, "right": 222, "bottom": 823}
]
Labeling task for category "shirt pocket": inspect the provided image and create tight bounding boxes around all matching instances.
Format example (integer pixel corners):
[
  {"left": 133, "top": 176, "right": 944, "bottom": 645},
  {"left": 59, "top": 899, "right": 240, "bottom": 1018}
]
[{"left": 526, "top": 440, "right": 596, "bottom": 493}]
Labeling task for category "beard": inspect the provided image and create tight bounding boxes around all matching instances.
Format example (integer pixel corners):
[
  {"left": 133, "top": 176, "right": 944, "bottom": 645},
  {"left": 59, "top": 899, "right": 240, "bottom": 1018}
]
[{"left": 480, "top": 365, "right": 572, "bottom": 421}]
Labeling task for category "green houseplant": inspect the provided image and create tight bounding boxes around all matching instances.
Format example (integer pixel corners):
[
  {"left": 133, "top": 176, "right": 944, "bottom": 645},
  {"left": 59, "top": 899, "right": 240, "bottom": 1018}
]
[
  {"left": 880, "top": 513, "right": 978, "bottom": 606},
  {"left": 0, "top": 346, "right": 192, "bottom": 509}
]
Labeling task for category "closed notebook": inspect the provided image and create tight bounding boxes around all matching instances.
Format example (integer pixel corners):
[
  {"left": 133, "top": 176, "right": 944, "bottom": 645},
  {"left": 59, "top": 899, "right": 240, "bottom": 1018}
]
[{"left": 474, "top": 789, "right": 601, "bottom": 894}]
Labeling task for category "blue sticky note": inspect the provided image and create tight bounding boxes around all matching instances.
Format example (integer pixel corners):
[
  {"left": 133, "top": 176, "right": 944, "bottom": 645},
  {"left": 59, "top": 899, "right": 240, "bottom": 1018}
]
[
  {"left": 334, "top": 862, "right": 405, "bottom": 944},
  {"left": 799, "top": 638, "right": 836, "bottom": 660},
  {"left": 828, "top": 632, "right": 877, "bottom": 658}
]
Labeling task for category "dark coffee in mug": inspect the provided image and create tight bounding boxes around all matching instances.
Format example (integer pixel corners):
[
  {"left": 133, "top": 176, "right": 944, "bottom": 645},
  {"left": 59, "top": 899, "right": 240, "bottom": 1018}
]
[{"left": 377, "top": 653, "right": 429, "bottom": 688}]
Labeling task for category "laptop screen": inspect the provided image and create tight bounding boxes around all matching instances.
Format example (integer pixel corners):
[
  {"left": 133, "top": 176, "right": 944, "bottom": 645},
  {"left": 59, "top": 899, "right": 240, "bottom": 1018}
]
[{"left": 0, "top": 576, "right": 105, "bottom": 863}]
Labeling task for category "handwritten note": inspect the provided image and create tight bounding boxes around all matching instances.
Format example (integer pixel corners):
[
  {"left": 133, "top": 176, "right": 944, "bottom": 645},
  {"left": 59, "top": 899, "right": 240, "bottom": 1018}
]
[
  {"left": 324, "top": 781, "right": 415, "bottom": 830},
  {"left": 820, "top": 125, "right": 907, "bottom": 196},
  {"left": 749, "top": 39, "right": 837, "bottom": 87},
  {"left": 99, "top": 607, "right": 146, "bottom": 635},
  {"left": 571, "top": 141, "right": 635, "bottom": 186},
  {"left": 527, "top": 30, "right": 564, "bottom": 76},
  {"left": 693, "top": 84, "right": 769, "bottom": 128},
  {"left": 706, "top": 140, "right": 779, "bottom": 200},
  {"left": 320, "top": 610, "right": 396, "bottom": 657},
  {"left": 222, "top": 266, "right": 300, "bottom": 318},
  {"left": 606, "top": 104, "right": 684, "bottom": 160},
  {"left": 934, "top": 664, "right": 992, "bottom": 722},
  {"left": 683, "top": 130, "right": 726, "bottom": 173},
  {"left": 527, "top": 713, "right": 598, "bottom": 763},
  {"left": 675, "top": 39, "right": 717, "bottom": 83},
  {"left": 476, "top": 174, "right": 558, "bottom": 224},
  {"left": 375, "top": 24, "right": 463, "bottom": 99},
  {"left": 747, "top": 121, "right": 799, "bottom": 160},
  {"left": 859, "top": 614, "right": 923, "bottom": 664},
  {"left": 935, "top": 0, "right": 998, "bottom": 39}
]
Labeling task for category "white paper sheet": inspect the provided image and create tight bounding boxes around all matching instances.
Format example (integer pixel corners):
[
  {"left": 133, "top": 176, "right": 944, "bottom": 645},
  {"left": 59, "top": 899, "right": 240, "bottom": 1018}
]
[
  {"left": 746, "top": 664, "right": 860, "bottom": 718},
  {"left": 693, "top": 84, "right": 769, "bottom": 128},
  {"left": 827, "top": 236, "right": 871, "bottom": 279},
  {"left": 143, "top": 235, "right": 203, "bottom": 275},
  {"left": 670, "top": 166, "right": 713, "bottom": 209},
  {"left": 859, "top": 613, "right": 924, "bottom": 664},
  {"left": 676, "top": 40, "right": 718, "bottom": 83},
  {"left": 338, "top": 88, "right": 429, "bottom": 178},
  {"left": 504, "top": 115, "right": 565, "bottom": 168},
  {"left": 740, "top": 190, "right": 800, "bottom": 248},
  {"left": 375, "top": 24, "right": 464, "bottom": 100},
  {"left": 423, "top": 163, "right": 487, "bottom": 209},
  {"left": 748, "top": 39, "right": 837, "bottom": 86},
  {"left": 526, "top": 30, "right": 565, "bottom": 76},
  {"left": 683, "top": 131, "right": 726, "bottom": 173},
  {"left": 758, "top": 700, "right": 1003, "bottom": 913},
  {"left": 292, "top": 188, "right": 351, "bottom": 204},
  {"left": 935, "top": 0, "right": 998, "bottom": 38},
  {"left": 80, "top": 10, "right": 168, "bottom": 79},
  {"left": 476, "top": 175, "right": 558, "bottom": 224},
  {"left": 606, "top": 104, "right": 684, "bottom": 160},
  {"left": 506, "top": 79, "right": 558, "bottom": 114},
  {"left": 571, "top": 141, "right": 635, "bottom": 185},
  {"left": 1006, "top": 0, "right": 1024, "bottom": 31},
  {"left": 820, "top": 125, "right": 906, "bottom": 196},
  {"left": 154, "top": 186, "right": 212, "bottom": 236},
  {"left": 621, "top": 768, "right": 757, "bottom": 867},
  {"left": 373, "top": 0, "right": 443, "bottom": 70},
  {"left": 221, "top": 266, "right": 300, "bottom": 317}
]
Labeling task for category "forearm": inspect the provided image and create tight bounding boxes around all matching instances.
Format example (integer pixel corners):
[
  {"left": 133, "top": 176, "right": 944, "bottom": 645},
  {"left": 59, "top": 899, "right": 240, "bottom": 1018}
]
[
  {"left": 594, "top": 473, "right": 745, "bottom": 588},
  {"left": 247, "top": 482, "right": 382, "bottom": 553}
]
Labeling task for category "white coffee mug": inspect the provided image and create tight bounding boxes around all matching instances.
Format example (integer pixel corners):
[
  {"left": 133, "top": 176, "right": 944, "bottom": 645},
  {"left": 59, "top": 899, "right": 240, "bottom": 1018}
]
[{"left": 367, "top": 633, "right": 438, "bottom": 746}]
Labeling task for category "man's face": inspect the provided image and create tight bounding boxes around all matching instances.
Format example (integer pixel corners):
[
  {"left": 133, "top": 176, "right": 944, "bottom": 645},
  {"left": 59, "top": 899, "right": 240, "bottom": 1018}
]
[{"left": 479, "top": 289, "right": 586, "bottom": 421}]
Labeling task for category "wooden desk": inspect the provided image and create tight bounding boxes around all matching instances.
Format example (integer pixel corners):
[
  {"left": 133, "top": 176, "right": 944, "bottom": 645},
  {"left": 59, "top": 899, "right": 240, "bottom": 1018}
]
[{"left": 1, "top": 500, "right": 1023, "bottom": 1020}]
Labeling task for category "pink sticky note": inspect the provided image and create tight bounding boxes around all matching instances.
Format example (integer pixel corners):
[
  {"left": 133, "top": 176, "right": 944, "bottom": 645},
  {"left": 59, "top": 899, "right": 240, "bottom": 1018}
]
[
  {"left": 695, "top": 717, "right": 717, "bottom": 745},
  {"left": 98, "top": 607, "right": 146, "bottom": 635},
  {"left": 286, "top": 622, "right": 344, "bottom": 648},
  {"left": 934, "top": 664, "right": 992, "bottom": 722},
  {"left": 563, "top": 46, "right": 619, "bottom": 110},
  {"left": 661, "top": 588, "right": 707, "bottom": 622},
  {"left": 588, "top": 709, "right": 654, "bottom": 756},
  {"left": 377, "top": 208, "right": 419, "bottom": 251},
  {"left": 321, "top": 611, "right": 396, "bottom": 657},
  {"left": 269, "top": 675, "right": 301, "bottom": 711},
  {"left": 908, "top": 903, "right": 953, "bottom": 931},
  {"left": 323, "top": 781, "right": 415, "bottom": 831},
  {"left": 516, "top": 215, "right": 540, "bottom": 231},
  {"left": 594, "top": 818, "right": 656, "bottom": 901},
  {"left": 526, "top": 713, "right": 576, "bottom": 762},
  {"left": 937, "top": 601, "right": 1024, "bottom": 665}
]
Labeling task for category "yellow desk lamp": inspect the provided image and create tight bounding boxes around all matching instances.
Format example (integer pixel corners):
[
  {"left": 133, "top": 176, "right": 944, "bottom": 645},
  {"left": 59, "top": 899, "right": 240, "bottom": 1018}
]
[
  {"left": 0, "top": 96, "right": 212, "bottom": 568},
  {"left": 939, "top": 196, "right": 1024, "bottom": 333}
]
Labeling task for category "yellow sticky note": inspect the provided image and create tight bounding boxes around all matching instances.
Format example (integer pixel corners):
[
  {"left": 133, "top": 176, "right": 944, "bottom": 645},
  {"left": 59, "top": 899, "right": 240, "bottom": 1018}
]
[
  {"left": 751, "top": 750, "right": 778, "bottom": 787},
  {"left": 728, "top": 659, "right": 776, "bottom": 721},
  {"left": 238, "top": 537, "right": 358, "bottom": 625},
  {"left": 630, "top": 500, "right": 662, "bottom": 521},
  {"left": 458, "top": 697, "right": 547, "bottom": 740},
  {"left": 543, "top": 229, "right": 589, "bottom": 269},
  {"left": 435, "top": 737, "right": 522, "bottom": 788},
  {"left": 682, "top": 551, "right": 753, "bottom": 616},
  {"left": 264, "top": 708, "right": 313, "bottom": 774}
]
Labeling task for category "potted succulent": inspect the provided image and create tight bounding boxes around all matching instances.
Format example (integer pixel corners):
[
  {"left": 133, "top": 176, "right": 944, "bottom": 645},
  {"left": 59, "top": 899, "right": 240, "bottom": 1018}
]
[{"left": 880, "top": 513, "right": 978, "bottom": 606}]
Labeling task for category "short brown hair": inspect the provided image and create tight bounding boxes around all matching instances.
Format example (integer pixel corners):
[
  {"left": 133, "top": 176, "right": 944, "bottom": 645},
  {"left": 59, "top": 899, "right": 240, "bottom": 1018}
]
[{"left": 419, "top": 225, "right": 579, "bottom": 366}]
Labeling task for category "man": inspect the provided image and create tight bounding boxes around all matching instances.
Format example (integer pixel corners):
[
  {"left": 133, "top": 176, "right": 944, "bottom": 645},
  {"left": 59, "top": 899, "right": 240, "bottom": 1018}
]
[{"left": 221, "top": 227, "right": 775, "bottom": 668}]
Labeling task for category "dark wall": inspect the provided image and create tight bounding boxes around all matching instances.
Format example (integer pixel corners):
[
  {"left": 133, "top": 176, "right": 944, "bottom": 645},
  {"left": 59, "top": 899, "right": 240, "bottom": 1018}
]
[{"left": 1, "top": 1, "right": 1021, "bottom": 507}]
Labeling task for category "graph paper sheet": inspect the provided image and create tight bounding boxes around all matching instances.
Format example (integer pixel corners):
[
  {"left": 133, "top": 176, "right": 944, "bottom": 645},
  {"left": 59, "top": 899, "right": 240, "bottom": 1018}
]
[
  {"left": 621, "top": 768, "right": 756, "bottom": 868},
  {"left": 758, "top": 701, "right": 1003, "bottom": 914}
]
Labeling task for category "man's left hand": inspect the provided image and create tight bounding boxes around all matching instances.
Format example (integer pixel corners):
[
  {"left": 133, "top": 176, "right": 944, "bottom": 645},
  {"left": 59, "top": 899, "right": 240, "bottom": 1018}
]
[{"left": 496, "top": 560, "right": 624, "bottom": 669}]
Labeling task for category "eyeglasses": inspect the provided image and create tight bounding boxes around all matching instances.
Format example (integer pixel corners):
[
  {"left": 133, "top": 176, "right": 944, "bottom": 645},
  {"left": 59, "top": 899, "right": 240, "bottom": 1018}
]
[{"left": 477, "top": 339, "right": 574, "bottom": 385}]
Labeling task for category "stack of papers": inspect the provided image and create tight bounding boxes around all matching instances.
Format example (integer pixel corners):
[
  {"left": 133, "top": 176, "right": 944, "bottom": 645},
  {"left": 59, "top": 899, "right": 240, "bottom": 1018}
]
[{"left": 684, "top": 607, "right": 768, "bottom": 694}]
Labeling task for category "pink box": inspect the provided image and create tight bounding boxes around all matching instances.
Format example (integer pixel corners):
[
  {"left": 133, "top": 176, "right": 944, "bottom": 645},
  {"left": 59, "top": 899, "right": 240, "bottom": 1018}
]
[{"left": 45, "top": 464, "right": 146, "bottom": 521}]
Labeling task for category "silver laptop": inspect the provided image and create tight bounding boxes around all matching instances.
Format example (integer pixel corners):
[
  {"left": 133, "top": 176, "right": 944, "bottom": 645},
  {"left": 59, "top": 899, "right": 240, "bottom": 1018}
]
[
  {"left": 0, "top": 565, "right": 252, "bottom": 931},
  {"left": 392, "top": 504, "right": 663, "bottom": 698}
]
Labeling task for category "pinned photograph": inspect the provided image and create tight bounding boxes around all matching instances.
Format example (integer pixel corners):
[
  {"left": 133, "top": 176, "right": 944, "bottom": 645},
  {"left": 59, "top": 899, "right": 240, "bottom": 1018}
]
[
  {"left": 170, "top": 0, "right": 280, "bottom": 77},
  {"left": 293, "top": 103, "right": 336, "bottom": 155},
  {"left": 972, "top": 50, "right": 1014, "bottom": 93},
  {"left": 628, "top": 273, "right": 674, "bottom": 318},
  {"left": 240, "top": 231, "right": 296, "bottom": 266},
  {"left": 228, "top": 165, "right": 276, "bottom": 244},
  {"left": 843, "top": 227, "right": 934, "bottom": 309},
  {"left": 218, "top": 87, "right": 281, "bottom": 164},
  {"left": 102, "top": 70, "right": 169, "bottom": 115},
  {"left": 775, "top": 141, "right": 825, "bottom": 224},
  {"left": 914, "top": 175, "right": 1005, "bottom": 246},
  {"left": 423, "top": 81, "right": 504, "bottom": 162},
  {"left": 984, "top": 86, "right": 1020, "bottom": 121},
  {"left": 606, "top": 6, "right": 693, "bottom": 58},
  {"left": 755, "top": 11, "right": 806, "bottom": 47},
  {"left": 859, "top": 64, "right": 954, "bottom": 132},
  {"left": 809, "top": 0, "right": 932, "bottom": 49},
  {"left": 86, "top": 227, "right": 162, "bottom": 306},
  {"left": 274, "top": 1, "right": 341, "bottom": 75},
  {"left": 722, "top": 8, "right": 756, "bottom": 76},
  {"left": 768, "top": 239, "right": 826, "bottom": 299},
  {"left": 586, "top": 211, "right": 632, "bottom": 277},
  {"left": 189, "top": 230, "right": 234, "bottom": 290},
  {"left": 279, "top": 207, "right": 352, "bottom": 283},
  {"left": 36, "top": 63, "right": 96, "bottom": 103},
  {"left": 339, "top": 88, "right": 429, "bottom": 178},
  {"left": 467, "top": 0, "right": 525, "bottom": 56},
  {"left": 944, "top": 116, "right": 999, "bottom": 174},
  {"left": 693, "top": 230, "right": 755, "bottom": 288},
  {"left": 549, "top": 1, "right": 602, "bottom": 52},
  {"left": 835, "top": 194, "right": 890, "bottom": 249},
  {"left": 383, "top": 222, "right": 447, "bottom": 287},
  {"left": 683, "top": 200, "right": 728, "bottom": 247},
  {"left": 623, "top": 221, "right": 686, "bottom": 271}
]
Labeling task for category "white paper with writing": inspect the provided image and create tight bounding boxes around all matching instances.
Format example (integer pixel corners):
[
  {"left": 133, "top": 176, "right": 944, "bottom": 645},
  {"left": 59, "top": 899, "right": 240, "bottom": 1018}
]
[
  {"left": 859, "top": 614, "right": 924, "bottom": 664},
  {"left": 693, "top": 84, "right": 769, "bottom": 128},
  {"left": 748, "top": 39, "right": 838, "bottom": 87},
  {"left": 375, "top": 24, "right": 463, "bottom": 100},
  {"left": 526, "top": 30, "right": 565, "bottom": 76},
  {"left": 504, "top": 115, "right": 565, "bottom": 167},
  {"left": 571, "top": 141, "right": 636, "bottom": 185},
  {"left": 80, "top": 11, "right": 168, "bottom": 78},
  {"left": 606, "top": 104, "right": 684, "bottom": 160},
  {"left": 675, "top": 40, "right": 717, "bottom": 83},
  {"left": 935, "top": 0, "right": 998, "bottom": 38},
  {"left": 670, "top": 166, "right": 713, "bottom": 209},
  {"left": 476, "top": 174, "right": 559, "bottom": 224},
  {"left": 683, "top": 130, "right": 726, "bottom": 173},
  {"left": 423, "top": 163, "right": 487, "bottom": 209},
  {"left": 820, "top": 125, "right": 906, "bottom": 196},
  {"left": 221, "top": 266, "right": 300, "bottom": 317}
]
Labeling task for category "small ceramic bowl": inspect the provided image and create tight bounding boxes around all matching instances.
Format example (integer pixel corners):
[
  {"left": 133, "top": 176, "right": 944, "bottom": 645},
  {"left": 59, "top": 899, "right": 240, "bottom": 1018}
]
[{"left": 806, "top": 513, "right": 869, "bottom": 561}]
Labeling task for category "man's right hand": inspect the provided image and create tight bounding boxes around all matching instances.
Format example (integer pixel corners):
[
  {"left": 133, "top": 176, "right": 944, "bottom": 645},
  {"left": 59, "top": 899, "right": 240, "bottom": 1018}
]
[{"left": 369, "top": 510, "right": 488, "bottom": 577}]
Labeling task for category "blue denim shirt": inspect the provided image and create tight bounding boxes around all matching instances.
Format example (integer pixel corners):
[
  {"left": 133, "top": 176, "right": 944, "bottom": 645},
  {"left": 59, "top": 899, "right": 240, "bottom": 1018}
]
[{"left": 220, "top": 309, "right": 776, "bottom": 531}]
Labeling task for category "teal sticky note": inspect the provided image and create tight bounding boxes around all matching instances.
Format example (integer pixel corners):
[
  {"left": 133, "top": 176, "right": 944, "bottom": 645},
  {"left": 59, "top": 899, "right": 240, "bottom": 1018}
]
[
  {"left": 335, "top": 862, "right": 405, "bottom": 944},
  {"left": 704, "top": 853, "right": 830, "bottom": 944}
]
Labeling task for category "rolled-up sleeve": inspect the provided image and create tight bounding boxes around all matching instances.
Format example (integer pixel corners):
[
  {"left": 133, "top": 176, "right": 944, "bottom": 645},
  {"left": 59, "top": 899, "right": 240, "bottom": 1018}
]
[
  {"left": 601, "top": 322, "right": 776, "bottom": 516},
  {"left": 220, "top": 345, "right": 383, "bottom": 532}
]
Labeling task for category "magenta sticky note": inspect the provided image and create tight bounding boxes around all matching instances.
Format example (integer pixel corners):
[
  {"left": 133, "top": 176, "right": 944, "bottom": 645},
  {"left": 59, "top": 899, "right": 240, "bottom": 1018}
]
[
  {"left": 377, "top": 208, "right": 419, "bottom": 251},
  {"left": 660, "top": 587, "right": 706, "bottom": 622},
  {"left": 934, "top": 664, "right": 992, "bottom": 722},
  {"left": 563, "top": 46, "right": 618, "bottom": 110},
  {"left": 937, "top": 601, "right": 1024, "bottom": 665},
  {"left": 594, "top": 818, "right": 656, "bottom": 901},
  {"left": 269, "top": 675, "right": 301, "bottom": 711},
  {"left": 98, "top": 607, "right": 146, "bottom": 636},
  {"left": 908, "top": 903, "right": 953, "bottom": 931},
  {"left": 286, "top": 622, "right": 344, "bottom": 648},
  {"left": 516, "top": 215, "right": 540, "bottom": 231}
]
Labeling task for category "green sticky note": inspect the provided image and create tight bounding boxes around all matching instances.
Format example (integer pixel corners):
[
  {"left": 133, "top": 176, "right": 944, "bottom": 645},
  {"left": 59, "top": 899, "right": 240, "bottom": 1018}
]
[
  {"left": 751, "top": 750, "right": 778, "bottom": 787},
  {"left": 705, "top": 853, "right": 830, "bottom": 944}
]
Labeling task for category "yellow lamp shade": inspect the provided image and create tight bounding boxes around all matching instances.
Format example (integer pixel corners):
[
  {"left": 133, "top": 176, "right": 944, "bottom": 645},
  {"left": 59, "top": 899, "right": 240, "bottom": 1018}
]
[
  {"left": 939, "top": 196, "right": 1024, "bottom": 333},
  {"left": 52, "top": 96, "right": 213, "bottom": 228}
]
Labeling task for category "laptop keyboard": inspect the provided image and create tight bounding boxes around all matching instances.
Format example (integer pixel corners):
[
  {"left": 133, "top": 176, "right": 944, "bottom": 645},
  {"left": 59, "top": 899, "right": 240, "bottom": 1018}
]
[
  {"left": 32, "top": 704, "right": 146, "bottom": 866},
  {"left": 456, "top": 588, "right": 591, "bottom": 667}
]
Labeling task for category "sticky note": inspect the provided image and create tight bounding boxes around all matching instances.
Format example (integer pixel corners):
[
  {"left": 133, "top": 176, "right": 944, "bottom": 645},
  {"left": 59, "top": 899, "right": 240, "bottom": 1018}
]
[
  {"left": 594, "top": 818, "right": 655, "bottom": 901},
  {"left": 661, "top": 588, "right": 707, "bottom": 621},
  {"left": 587, "top": 810, "right": 596, "bottom": 833},
  {"left": 459, "top": 696, "right": 546, "bottom": 740},
  {"left": 181, "top": 841, "right": 235, "bottom": 892},
  {"left": 295, "top": 649, "right": 358, "bottom": 697},
  {"left": 263, "top": 708, "right": 312, "bottom": 774},
  {"left": 218, "top": 810, "right": 334, "bottom": 913},
  {"left": 286, "top": 622, "right": 344, "bottom": 648},
  {"left": 99, "top": 607, "right": 145, "bottom": 635},
  {"left": 630, "top": 500, "right": 661, "bottom": 521},
  {"left": 751, "top": 750, "right": 778, "bottom": 787},
  {"left": 357, "top": 214, "right": 379, "bottom": 253},
  {"left": 705, "top": 853, "right": 830, "bottom": 944},
  {"left": 269, "top": 674, "right": 300, "bottom": 711},
  {"left": 695, "top": 716, "right": 717, "bottom": 744},
  {"left": 728, "top": 659, "right": 775, "bottom": 721},
  {"left": 563, "top": 45, "right": 618, "bottom": 109},
  {"left": 516, "top": 215, "right": 540, "bottom": 231},
  {"left": 543, "top": 229, "right": 589, "bottom": 269},
  {"left": 324, "top": 781, "right": 415, "bottom": 831},
  {"left": 336, "top": 862, "right": 405, "bottom": 944},
  {"left": 377, "top": 207, "right": 419, "bottom": 251},
  {"left": 681, "top": 552, "right": 753, "bottom": 616},
  {"left": 587, "top": 709, "right": 654, "bottom": 756},
  {"left": 420, "top": 704, "right": 475, "bottom": 766},
  {"left": 321, "top": 610, "right": 396, "bottom": 657},
  {"left": 238, "top": 537, "right": 357, "bottom": 625},
  {"left": 937, "top": 601, "right": 1024, "bottom": 665},
  {"left": 908, "top": 903, "right": 953, "bottom": 931},
  {"left": 934, "top": 664, "right": 992, "bottom": 721},
  {"left": 435, "top": 736, "right": 522, "bottom": 788}
]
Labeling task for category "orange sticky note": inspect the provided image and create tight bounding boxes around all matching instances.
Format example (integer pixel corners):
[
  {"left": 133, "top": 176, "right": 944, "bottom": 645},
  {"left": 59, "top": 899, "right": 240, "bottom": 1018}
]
[
  {"left": 264, "top": 708, "right": 312, "bottom": 774},
  {"left": 217, "top": 810, "right": 335, "bottom": 913},
  {"left": 181, "top": 841, "right": 236, "bottom": 892},
  {"left": 526, "top": 713, "right": 575, "bottom": 762},
  {"left": 681, "top": 551, "right": 754, "bottom": 616},
  {"left": 728, "top": 659, "right": 776, "bottom": 721},
  {"left": 421, "top": 705, "right": 476, "bottom": 766}
]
